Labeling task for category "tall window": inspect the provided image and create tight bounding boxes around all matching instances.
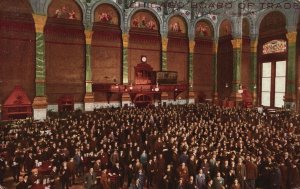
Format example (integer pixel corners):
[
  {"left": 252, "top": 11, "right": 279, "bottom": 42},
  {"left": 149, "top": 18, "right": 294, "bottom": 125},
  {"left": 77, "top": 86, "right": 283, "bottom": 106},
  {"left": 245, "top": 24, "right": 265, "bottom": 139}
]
[
  {"left": 260, "top": 40, "right": 287, "bottom": 108},
  {"left": 261, "top": 62, "right": 271, "bottom": 106},
  {"left": 275, "top": 61, "right": 286, "bottom": 107},
  {"left": 261, "top": 61, "right": 286, "bottom": 107}
]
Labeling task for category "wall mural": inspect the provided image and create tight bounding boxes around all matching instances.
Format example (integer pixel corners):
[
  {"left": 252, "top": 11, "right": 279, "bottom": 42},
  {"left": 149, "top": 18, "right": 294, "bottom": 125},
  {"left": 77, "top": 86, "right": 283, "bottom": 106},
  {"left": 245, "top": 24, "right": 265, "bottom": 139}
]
[
  {"left": 263, "top": 40, "right": 286, "bottom": 54},
  {"left": 168, "top": 15, "right": 187, "bottom": 34},
  {"left": 94, "top": 4, "right": 119, "bottom": 25},
  {"left": 48, "top": 0, "right": 82, "bottom": 21},
  {"left": 130, "top": 11, "right": 158, "bottom": 30},
  {"left": 195, "top": 21, "right": 213, "bottom": 38},
  {"left": 219, "top": 19, "right": 232, "bottom": 37}
]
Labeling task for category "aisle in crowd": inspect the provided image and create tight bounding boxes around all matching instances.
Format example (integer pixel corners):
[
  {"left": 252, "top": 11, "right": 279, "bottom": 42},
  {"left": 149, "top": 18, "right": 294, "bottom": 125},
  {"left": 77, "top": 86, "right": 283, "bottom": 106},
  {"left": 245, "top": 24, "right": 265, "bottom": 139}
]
[{"left": 0, "top": 103, "right": 300, "bottom": 189}]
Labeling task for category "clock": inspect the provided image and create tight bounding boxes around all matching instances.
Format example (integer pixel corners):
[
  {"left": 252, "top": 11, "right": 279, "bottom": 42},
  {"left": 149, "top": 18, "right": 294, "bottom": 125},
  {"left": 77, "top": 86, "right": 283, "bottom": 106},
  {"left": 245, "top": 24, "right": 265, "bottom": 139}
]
[{"left": 141, "top": 56, "right": 147, "bottom": 63}]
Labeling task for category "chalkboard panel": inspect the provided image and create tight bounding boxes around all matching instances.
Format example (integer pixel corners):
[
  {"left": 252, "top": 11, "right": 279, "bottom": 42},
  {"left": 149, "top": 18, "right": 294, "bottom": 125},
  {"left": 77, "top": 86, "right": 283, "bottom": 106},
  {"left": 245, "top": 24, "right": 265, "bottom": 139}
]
[{"left": 155, "top": 71, "right": 177, "bottom": 84}]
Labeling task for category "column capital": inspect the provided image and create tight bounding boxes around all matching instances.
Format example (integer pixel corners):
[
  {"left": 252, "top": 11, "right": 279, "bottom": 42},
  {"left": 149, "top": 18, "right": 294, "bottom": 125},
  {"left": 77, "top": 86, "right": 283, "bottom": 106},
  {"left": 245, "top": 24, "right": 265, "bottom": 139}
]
[
  {"left": 189, "top": 40, "right": 195, "bottom": 53},
  {"left": 213, "top": 41, "right": 218, "bottom": 54},
  {"left": 286, "top": 32, "right": 297, "bottom": 43},
  {"left": 162, "top": 37, "right": 168, "bottom": 51},
  {"left": 250, "top": 39, "right": 258, "bottom": 53},
  {"left": 32, "top": 14, "right": 47, "bottom": 33},
  {"left": 84, "top": 30, "right": 94, "bottom": 45},
  {"left": 231, "top": 38, "right": 242, "bottom": 49},
  {"left": 122, "top": 33, "right": 129, "bottom": 48}
]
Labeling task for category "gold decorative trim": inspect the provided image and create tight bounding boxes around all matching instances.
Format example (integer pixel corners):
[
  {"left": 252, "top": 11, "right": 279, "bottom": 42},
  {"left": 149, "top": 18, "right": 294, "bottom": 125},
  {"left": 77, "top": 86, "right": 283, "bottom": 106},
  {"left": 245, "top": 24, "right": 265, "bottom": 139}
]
[
  {"left": 32, "top": 96, "right": 48, "bottom": 108},
  {"left": 85, "top": 30, "right": 94, "bottom": 45},
  {"left": 32, "top": 14, "right": 47, "bottom": 33},
  {"left": 122, "top": 33, "right": 129, "bottom": 48},
  {"left": 35, "top": 79, "right": 45, "bottom": 83},
  {"left": 250, "top": 39, "right": 258, "bottom": 53},
  {"left": 286, "top": 32, "right": 297, "bottom": 43},
  {"left": 213, "top": 41, "right": 218, "bottom": 54},
  {"left": 85, "top": 80, "right": 93, "bottom": 83},
  {"left": 162, "top": 37, "right": 168, "bottom": 51},
  {"left": 231, "top": 38, "right": 242, "bottom": 49},
  {"left": 189, "top": 41, "right": 195, "bottom": 53}
]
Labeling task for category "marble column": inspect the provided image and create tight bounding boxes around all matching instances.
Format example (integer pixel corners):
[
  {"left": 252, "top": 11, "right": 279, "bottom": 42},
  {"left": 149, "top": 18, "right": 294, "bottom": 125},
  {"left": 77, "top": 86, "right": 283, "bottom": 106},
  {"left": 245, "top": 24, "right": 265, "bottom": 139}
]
[
  {"left": 250, "top": 38, "right": 258, "bottom": 105},
  {"left": 162, "top": 36, "right": 168, "bottom": 71},
  {"left": 122, "top": 33, "right": 130, "bottom": 106},
  {"left": 285, "top": 31, "right": 297, "bottom": 109},
  {"left": 122, "top": 33, "right": 129, "bottom": 84},
  {"left": 32, "top": 14, "right": 48, "bottom": 120},
  {"left": 84, "top": 30, "right": 94, "bottom": 111},
  {"left": 212, "top": 41, "right": 218, "bottom": 102},
  {"left": 188, "top": 40, "right": 195, "bottom": 104},
  {"left": 230, "top": 38, "right": 243, "bottom": 103}
]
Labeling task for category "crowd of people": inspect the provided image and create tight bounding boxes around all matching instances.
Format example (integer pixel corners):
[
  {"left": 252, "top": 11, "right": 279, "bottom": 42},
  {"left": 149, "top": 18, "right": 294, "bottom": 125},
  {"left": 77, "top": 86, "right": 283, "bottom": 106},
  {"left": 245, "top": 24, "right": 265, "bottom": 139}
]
[{"left": 0, "top": 103, "right": 300, "bottom": 189}]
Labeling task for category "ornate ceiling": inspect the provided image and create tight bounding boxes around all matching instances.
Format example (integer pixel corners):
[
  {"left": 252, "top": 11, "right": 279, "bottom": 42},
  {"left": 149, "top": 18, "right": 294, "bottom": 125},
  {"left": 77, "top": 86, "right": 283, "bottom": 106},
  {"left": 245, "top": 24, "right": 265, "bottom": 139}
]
[{"left": 23, "top": 0, "right": 300, "bottom": 37}]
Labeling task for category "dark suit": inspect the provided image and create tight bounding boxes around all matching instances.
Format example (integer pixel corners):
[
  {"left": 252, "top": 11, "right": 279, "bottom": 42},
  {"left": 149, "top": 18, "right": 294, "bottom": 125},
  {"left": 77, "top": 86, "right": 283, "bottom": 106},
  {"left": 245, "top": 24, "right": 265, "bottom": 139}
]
[{"left": 84, "top": 172, "right": 97, "bottom": 189}]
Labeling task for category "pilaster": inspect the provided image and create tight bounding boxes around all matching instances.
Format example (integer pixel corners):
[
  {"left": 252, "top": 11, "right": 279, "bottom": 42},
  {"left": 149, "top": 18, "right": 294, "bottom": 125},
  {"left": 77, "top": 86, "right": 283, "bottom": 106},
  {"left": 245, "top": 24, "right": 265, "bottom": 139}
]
[
  {"left": 250, "top": 38, "right": 258, "bottom": 106},
  {"left": 188, "top": 40, "right": 195, "bottom": 104},
  {"left": 32, "top": 14, "right": 48, "bottom": 120},
  {"left": 230, "top": 38, "right": 243, "bottom": 102},
  {"left": 285, "top": 31, "right": 297, "bottom": 109},
  {"left": 122, "top": 33, "right": 129, "bottom": 84},
  {"left": 84, "top": 30, "right": 94, "bottom": 111},
  {"left": 162, "top": 36, "right": 168, "bottom": 71},
  {"left": 212, "top": 40, "right": 218, "bottom": 102}
]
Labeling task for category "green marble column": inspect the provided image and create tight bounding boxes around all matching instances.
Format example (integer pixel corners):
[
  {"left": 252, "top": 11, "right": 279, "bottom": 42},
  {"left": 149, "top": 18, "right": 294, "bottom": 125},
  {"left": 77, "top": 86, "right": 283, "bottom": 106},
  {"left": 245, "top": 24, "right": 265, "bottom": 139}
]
[
  {"left": 122, "top": 34, "right": 129, "bottom": 84},
  {"left": 32, "top": 14, "right": 47, "bottom": 120},
  {"left": 85, "top": 44, "right": 92, "bottom": 93},
  {"left": 84, "top": 30, "right": 94, "bottom": 107},
  {"left": 35, "top": 32, "right": 46, "bottom": 96},
  {"left": 189, "top": 53, "right": 193, "bottom": 84},
  {"left": 285, "top": 32, "right": 297, "bottom": 105},
  {"left": 231, "top": 38, "right": 242, "bottom": 100},
  {"left": 162, "top": 37, "right": 168, "bottom": 71},
  {"left": 162, "top": 51, "right": 167, "bottom": 71},
  {"left": 189, "top": 41, "right": 195, "bottom": 87}
]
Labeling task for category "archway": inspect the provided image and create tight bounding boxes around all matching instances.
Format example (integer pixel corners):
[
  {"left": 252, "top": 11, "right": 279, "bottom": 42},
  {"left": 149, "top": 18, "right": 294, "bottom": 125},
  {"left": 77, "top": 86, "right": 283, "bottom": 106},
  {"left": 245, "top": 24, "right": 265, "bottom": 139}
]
[
  {"left": 45, "top": 0, "right": 85, "bottom": 105},
  {"left": 193, "top": 19, "right": 214, "bottom": 102},
  {"left": 217, "top": 19, "right": 233, "bottom": 100},
  {"left": 91, "top": 3, "right": 122, "bottom": 103},
  {"left": 258, "top": 11, "right": 287, "bottom": 108},
  {"left": 128, "top": 9, "right": 161, "bottom": 85},
  {"left": 167, "top": 15, "right": 189, "bottom": 100}
]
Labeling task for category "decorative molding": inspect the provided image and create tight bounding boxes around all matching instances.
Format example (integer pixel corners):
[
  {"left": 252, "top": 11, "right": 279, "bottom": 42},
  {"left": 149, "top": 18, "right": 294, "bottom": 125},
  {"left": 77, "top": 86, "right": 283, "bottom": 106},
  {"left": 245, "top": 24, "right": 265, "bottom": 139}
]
[
  {"left": 32, "top": 96, "right": 48, "bottom": 109},
  {"left": 84, "top": 30, "right": 94, "bottom": 44},
  {"left": 35, "top": 79, "right": 45, "bottom": 83},
  {"left": 189, "top": 40, "right": 195, "bottom": 53},
  {"left": 122, "top": 33, "right": 129, "bottom": 48},
  {"left": 250, "top": 39, "right": 258, "bottom": 53},
  {"left": 286, "top": 32, "right": 297, "bottom": 43},
  {"left": 213, "top": 41, "right": 218, "bottom": 54},
  {"left": 231, "top": 38, "right": 242, "bottom": 49},
  {"left": 32, "top": 14, "right": 47, "bottom": 33},
  {"left": 162, "top": 37, "right": 168, "bottom": 51}
]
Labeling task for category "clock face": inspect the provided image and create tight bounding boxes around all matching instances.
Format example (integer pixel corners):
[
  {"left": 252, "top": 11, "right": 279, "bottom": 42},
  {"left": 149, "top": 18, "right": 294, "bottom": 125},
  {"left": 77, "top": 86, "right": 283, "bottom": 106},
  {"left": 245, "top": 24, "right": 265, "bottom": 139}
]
[{"left": 141, "top": 56, "right": 147, "bottom": 63}]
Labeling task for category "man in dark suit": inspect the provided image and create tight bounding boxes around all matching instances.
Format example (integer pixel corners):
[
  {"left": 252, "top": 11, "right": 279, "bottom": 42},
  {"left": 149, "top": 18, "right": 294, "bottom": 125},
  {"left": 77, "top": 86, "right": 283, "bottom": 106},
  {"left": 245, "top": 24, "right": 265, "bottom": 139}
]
[
  {"left": 245, "top": 156, "right": 257, "bottom": 189},
  {"left": 16, "top": 175, "right": 30, "bottom": 189},
  {"left": 84, "top": 167, "right": 97, "bottom": 189},
  {"left": 0, "top": 155, "right": 6, "bottom": 185}
]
